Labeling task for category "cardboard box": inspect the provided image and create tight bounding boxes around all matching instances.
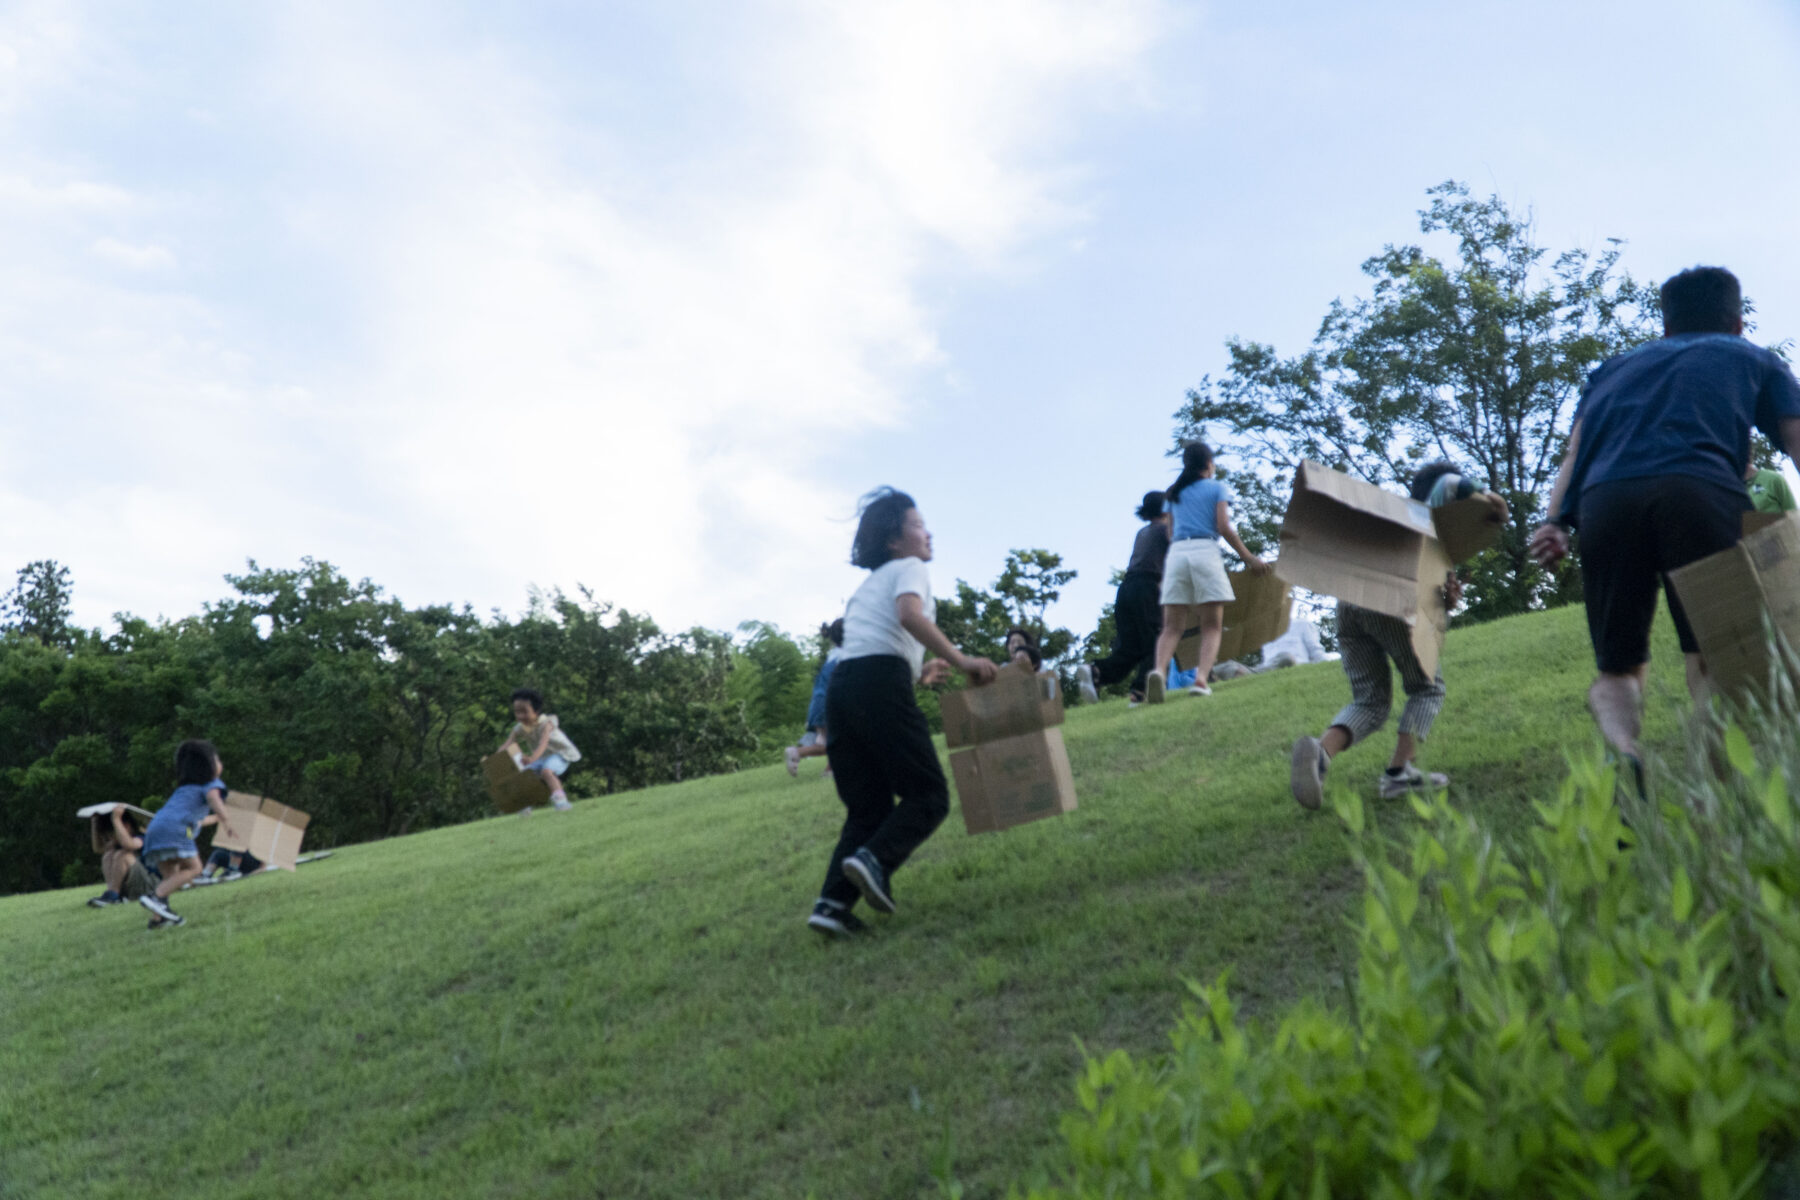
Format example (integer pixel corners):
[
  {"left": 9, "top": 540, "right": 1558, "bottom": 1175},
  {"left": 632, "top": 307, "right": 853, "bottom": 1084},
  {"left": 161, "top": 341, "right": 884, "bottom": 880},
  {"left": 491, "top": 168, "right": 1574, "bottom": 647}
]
[
  {"left": 210, "top": 793, "right": 311, "bottom": 871},
  {"left": 483, "top": 749, "right": 550, "bottom": 814},
  {"left": 1669, "top": 511, "right": 1800, "bottom": 704},
  {"left": 1275, "top": 461, "right": 1503, "bottom": 677},
  {"left": 1174, "top": 570, "right": 1293, "bottom": 671},
  {"left": 940, "top": 663, "right": 1077, "bottom": 834}
]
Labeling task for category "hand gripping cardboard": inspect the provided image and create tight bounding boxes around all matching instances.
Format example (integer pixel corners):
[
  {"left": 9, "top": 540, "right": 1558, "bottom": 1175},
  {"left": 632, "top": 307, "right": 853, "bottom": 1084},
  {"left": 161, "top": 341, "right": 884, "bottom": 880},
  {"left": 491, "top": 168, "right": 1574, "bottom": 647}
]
[
  {"left": 1174, "top": 570, "right": 1293, "bottom": 672},
  {"left": 939, "top": 663, "right": 1078, "bottom": 834},
  {"left": 1274, "top": 461, "right": 1502, "bottom": 677},
  {"left": 1669, "top": 511, "right": 1800, "bottom": 704},
  {"left": 483, "top": 749, "right": 551, "bottom": 814},
  {"left": 209, "top": 792, "right": 311, "bottom": 871}
]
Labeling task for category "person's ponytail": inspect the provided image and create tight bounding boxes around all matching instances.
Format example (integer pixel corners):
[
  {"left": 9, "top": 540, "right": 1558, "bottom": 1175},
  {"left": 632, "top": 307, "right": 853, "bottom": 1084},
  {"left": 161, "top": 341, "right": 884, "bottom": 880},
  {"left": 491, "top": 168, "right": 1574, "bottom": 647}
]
[{"left": 1166, "top": 441, "right": 1214, "bottom": 503}]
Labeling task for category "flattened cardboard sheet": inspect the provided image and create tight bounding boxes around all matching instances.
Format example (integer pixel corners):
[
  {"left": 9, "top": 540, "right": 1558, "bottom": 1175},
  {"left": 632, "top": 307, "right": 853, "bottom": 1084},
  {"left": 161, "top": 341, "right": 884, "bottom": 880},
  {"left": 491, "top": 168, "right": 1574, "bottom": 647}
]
[
  {"left": 939, "top": 663, "right": 1063, "bottom": 748},
  {"left": 483, "top": 750, "right": 551, "bottom": 814},
  {"left": 1175, "top": 571, "right": 1293, "bottom": 670},
  {"left": 951, "top": 727, "right": 1078, "bottom": 834},
  {"left": 1670, "top": 512, "right": 1800, "bottom": 703},
  {"left": 75, "top": 802, "right": 155, "bottom": 822}
]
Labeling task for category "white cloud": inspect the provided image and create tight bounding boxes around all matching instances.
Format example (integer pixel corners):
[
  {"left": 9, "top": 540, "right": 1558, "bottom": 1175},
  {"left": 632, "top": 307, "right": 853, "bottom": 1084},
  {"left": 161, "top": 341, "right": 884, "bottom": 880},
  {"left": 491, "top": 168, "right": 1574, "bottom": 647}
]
[{"left": 0, "top": 0, "right": 1169, "bottom": 633}]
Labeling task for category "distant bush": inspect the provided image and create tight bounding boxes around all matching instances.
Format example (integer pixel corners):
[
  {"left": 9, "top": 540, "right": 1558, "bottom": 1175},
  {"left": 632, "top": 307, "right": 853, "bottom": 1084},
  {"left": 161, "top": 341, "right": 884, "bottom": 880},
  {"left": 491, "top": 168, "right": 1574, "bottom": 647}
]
[{"left": 1030, "top": 719, "right": 1800, "bottom": 1199}]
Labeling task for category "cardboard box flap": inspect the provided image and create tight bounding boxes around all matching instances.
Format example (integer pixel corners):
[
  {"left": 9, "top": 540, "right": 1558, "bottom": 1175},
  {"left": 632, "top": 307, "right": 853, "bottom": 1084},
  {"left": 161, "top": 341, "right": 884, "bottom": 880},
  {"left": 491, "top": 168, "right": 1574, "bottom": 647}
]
[
  {"left": 952, "top": 726, "right": 1078, "bottom": 835},
  {"left": 75, "top": 802, "right": 156, "bottom": 821},
  {"left": 1671, "top": 513, "right": 1800, "bottom": 701},
  {"left": 1745, "top": 510, "right": 1789, "bottom": 537},
  {"left": 482, "top": 751, "right": 550, "bottom": 814},
  {"left": 1175, "top": 571, "right": 1293, "bottom": 669},
  {"left": 1278, "top": 486, "right": 1432, "bottom": 610},
  {"left": 1408, "top": 539, "right": 1455, "bottom": 679},
  {"left": 940, "top": 664, "right": 1064, "bottom": 749},
  {"left": 1292, "top": 461, "right": 1435, "bottom": 535},
  {"left": 1430, "top": 497, "right": 1506, "bottom": 563},
  {"left": 221, "top": 789, "right": 264, "bottom": 812},
  {"left": 258, "top": 798, "right": 311, "bottom": 832}
]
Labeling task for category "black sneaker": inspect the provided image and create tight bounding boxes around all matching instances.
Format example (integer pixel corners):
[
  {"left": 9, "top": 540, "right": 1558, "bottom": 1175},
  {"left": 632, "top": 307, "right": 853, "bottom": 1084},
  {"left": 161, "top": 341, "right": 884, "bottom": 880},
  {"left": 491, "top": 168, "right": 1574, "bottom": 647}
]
[
  {"left": 806, "top": 901, "right": 867, "bottom": 938},
  {"left": 138, "top": 893, "right": 177, "bottom": 921},
  {"left": 842, "top": 848, "right": 895, "bottom": 914},
  {"left": 87, "top": 892, "right": 123, "bottom": 908}
]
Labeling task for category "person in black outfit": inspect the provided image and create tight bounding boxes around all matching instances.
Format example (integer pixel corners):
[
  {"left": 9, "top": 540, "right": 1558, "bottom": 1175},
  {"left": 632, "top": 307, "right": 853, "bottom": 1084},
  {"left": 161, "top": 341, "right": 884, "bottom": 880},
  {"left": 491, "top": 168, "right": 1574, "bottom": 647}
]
[
  {"left": 1076, "top": 491, "right": 1171, "bottom": 705},
  {"left": 807, "top": 488, "right": 999, "bottom": 938}
]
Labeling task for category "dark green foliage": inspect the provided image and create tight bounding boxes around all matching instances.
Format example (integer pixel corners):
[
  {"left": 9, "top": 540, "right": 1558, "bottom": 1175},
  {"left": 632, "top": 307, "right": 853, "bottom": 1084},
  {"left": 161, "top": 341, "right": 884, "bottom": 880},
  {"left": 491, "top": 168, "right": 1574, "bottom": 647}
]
[
  {"left": 2, "top": 559, "right": 77, "bottom": 648},
  {"left": 0, "top": 561, "right": 758, "bottom": 895},
  {"left": 936, "top": 549, "right": 1079, "bottom": 667},
  {"left": 1175, "top": 181, "right": 1660, "bottom": 624}
]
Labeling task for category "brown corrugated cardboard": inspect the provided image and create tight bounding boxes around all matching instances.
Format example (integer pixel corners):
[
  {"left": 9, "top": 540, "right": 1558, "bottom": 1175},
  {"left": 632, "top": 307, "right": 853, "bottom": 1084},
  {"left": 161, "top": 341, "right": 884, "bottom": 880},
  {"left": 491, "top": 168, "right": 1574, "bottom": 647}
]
[
  {"left": 210, "top": 793, "right": 312, "bottom": 871},
  {"left": 1275, "top": 461, "right": 1502, "bottom": 677},
  {"left": 1174, "top": 570, "right": 1293, "bottom": 671},
  {"left": 1669, "top": 512, "right": 1800, "bottom": 703},
  {"left": 483, "top": 750, "right": 551, "bottom": 813},
  {"left": 940, "top": 663, "right": 1077, "bottom": 834}
]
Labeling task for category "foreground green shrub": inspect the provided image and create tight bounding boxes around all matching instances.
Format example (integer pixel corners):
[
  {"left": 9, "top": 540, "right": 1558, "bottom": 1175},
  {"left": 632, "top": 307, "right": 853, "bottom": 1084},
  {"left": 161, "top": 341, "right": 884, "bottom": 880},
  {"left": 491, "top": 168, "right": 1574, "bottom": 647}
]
[{"left": 1032, "top": 734, "right": 1800, "bottom": 1199}]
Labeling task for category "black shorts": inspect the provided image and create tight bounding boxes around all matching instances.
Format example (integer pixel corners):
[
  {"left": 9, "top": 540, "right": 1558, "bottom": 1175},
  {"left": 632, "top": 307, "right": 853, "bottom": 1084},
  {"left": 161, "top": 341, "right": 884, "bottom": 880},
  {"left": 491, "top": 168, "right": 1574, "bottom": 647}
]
[{"left": 1576, "top": 475, "right": 1749, "bottom": 673}]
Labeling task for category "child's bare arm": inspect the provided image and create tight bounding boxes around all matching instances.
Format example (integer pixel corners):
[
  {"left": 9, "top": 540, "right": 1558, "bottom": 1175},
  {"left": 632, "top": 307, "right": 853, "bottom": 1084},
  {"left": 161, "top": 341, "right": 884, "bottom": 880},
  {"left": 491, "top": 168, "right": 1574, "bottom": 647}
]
[
  {"left": 205, "top": 789, "right": 237, "bottom": 840},
  {"left": 1216, "top": 502, "right": 1271, "bottom": 574},
  {"left": 896, "top": 595, "right": 997, "bottom": 684},
  {"left": 530, "top": 724, "right": 553, "bottom": 760},
  {"left": 111, "top": 808, "right": 143, "bottom": 851}
]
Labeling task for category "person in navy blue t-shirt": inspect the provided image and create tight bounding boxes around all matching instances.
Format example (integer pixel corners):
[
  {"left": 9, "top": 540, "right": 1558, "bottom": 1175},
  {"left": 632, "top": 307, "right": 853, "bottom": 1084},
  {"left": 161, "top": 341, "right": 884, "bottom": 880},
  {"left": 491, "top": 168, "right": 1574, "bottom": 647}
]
[{"left": 1531, "top": 266, "right": 1800, "bottom": 763}]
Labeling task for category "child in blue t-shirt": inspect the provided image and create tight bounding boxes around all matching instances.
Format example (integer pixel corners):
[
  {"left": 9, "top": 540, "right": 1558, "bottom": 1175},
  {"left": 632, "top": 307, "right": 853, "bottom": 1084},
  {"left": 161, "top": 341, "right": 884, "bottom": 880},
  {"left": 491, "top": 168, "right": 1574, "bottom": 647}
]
[
  {"left": 139, "top": 740, "right": 239, "bottom": 929},
  {"left": 786, "top": 619, "right": 845, "bottom": 778}
]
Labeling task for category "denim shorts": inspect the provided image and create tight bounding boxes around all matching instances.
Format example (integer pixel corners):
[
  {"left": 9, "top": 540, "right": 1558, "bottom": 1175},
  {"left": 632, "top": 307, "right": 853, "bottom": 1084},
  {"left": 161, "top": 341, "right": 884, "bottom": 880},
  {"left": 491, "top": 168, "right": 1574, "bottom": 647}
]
[
  {"left": 521, "top": 753, "right": 569, "bottom": 777},
  {"left": 145, "top": 843, "right": 197, "bottom": 868}
]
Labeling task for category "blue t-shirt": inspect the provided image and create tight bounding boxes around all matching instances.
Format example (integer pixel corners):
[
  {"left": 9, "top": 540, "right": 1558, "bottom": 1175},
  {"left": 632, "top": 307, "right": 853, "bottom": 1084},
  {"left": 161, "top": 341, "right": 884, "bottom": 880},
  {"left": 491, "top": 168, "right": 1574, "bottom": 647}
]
[
  {"left": 1168, "top": 478, "right": 1235, "bottom": 541},
  {"left": 143, "top": 778, "right": 227, "bottom": 853},
  {"left": 1559, "top": 333, "right": 1800, "bottom": 523}
]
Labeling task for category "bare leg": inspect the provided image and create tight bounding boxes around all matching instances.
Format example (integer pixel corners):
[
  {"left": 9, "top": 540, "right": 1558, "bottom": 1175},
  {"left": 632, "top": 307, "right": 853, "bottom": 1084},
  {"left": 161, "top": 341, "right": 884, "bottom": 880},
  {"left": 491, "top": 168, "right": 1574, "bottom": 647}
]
[
  {"left": 1192, "top": 603, "right": 1226, "bottom": 685},
  {"left": 1390, "top": 731, "right": 1418, "bottom": 771},
  {"left": 1589, "top": 667, "right": 1649, "bottom": 759},
  {"left": 1320, "top": 725, "right": 1352, "bottom": 758},
  {"left": 1150, "top": 604, "right": 1195, "bottom": 686},
  {"left": 797, "top": 740, "right": 829, "bottom": 760},
  {"left": 156, "top": 856, "right": 202, "bottom": 900},
  {"left": 541, "top": 769, "right": 570, "bottom": 809}
]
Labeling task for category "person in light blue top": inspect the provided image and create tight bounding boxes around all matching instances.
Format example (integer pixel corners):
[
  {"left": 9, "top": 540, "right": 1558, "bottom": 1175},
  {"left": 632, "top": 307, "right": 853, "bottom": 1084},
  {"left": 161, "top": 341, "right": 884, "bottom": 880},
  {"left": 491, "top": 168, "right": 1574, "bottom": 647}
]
[
  {"left": 1146, "top": 441, "right": 1270, "bottom": 702},
  {"left": 139, "top": 739, "right": 241, "bottom": 929}
]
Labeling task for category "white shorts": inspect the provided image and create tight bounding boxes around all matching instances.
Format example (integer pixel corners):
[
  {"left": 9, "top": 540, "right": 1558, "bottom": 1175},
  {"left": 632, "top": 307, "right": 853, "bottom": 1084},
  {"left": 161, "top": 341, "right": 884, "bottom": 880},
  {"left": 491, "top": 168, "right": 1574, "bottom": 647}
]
[{"left": 1159, "top": 538, "right": 1235, "bottom": 606}]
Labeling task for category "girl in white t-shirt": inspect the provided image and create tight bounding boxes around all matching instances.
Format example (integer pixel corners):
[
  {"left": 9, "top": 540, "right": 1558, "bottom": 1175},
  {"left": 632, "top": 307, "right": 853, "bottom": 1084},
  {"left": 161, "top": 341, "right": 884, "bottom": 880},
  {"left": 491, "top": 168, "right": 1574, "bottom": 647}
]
[{"left": 807, "top": 488, "right": 999, "bottom": 937}]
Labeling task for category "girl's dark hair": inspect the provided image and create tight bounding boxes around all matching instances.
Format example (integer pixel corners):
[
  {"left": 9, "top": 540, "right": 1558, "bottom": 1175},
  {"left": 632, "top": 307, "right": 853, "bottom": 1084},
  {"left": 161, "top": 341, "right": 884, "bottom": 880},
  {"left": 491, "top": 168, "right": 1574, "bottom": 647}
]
[
  {"left": 851, "top": 487, "right": 917, "bottom": 570},
  {"left": 1135, "top": 491, "right": 1166, "bottom": 522},
  {"left": 175, "top": 739, "right": 219, "bottom": 786},
  {"left": 1004, "top": 627, "right": 1042, "bottom": 671},
  {"left": 1166, "top": 442, "right": 1214, "bottom": 503},
  {"left": 511, "top": 688, "right": 545, "bottom": 715},
  {"left": 821, "top": 618, "right": 845, "bottom": 647},
  {"left": 1409, "top": 460, "right": 1461, "bottom": 503}
]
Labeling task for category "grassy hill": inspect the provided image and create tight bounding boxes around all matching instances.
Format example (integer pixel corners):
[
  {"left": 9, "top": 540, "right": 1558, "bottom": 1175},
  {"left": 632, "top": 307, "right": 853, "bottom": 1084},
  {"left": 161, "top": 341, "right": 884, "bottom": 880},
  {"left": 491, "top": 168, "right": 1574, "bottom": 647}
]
[{"left": 0, "top": 605, "right": 1694, "bottom": 1199}]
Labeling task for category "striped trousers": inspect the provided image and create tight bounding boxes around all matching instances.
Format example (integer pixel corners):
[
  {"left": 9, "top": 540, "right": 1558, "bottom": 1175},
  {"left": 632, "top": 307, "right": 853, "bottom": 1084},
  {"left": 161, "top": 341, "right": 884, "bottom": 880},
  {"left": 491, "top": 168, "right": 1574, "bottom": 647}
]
[{"left": 1329, "top": 601, "right": 1446, "bottom": 746}]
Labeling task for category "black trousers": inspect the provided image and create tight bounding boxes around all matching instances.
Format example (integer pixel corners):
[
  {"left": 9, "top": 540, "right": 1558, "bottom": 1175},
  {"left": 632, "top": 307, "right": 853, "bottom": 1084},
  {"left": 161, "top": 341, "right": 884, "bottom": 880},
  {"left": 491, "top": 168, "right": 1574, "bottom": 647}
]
[
  {"left": 1093, "top": 573, "right": 1161, "bottom": 693},
  {"left": 820, "top": 655, "right": 950, "bottom": 909}
]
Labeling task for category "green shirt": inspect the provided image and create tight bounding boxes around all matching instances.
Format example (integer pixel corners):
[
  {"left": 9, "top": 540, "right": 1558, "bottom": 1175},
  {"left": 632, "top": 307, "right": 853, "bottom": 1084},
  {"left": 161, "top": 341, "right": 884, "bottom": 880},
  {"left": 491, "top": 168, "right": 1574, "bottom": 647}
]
[{"left": 1748, "top": 468, "right": 1797, "bottom": 514}]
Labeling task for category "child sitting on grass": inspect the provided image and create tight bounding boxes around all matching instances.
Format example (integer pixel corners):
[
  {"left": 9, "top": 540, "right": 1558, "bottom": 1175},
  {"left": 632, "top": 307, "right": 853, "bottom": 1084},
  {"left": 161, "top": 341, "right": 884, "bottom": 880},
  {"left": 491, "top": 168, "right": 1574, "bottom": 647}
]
[
  {"left": 786, "top": 619, "right": 845, "bottom": 778},
  {"left": 497, "top": 688, "right": 579, "bottom": 812},
  {"left": 86, "top": 807, "right": 156, "bottom": 908},
  {"left": 807, "top": 488, "right": 998, "bottom": 938},
  {"left": 138, "top": 741, "right": 239, "bottom": 929}
]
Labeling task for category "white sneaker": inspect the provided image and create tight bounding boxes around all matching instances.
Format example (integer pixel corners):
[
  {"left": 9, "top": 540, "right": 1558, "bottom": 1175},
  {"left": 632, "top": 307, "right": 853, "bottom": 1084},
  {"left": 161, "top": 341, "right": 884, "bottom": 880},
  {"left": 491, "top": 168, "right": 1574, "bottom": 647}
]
[
  {"left": 1075, "top": 664, "right": 1100, "bottom": 704},
  {"left": 1378, "top": 764, "right": 1448, "bottom": 799},
  {"left": 1187, "top": 682, "right": 1213, "bottom": 697},
  {"left": 784, "top": 745, "right": 801, "bottom": 777},
  {"left": 1290, "top": 736, "right": 1328, "bottom": 811},
  {"left": 551, "top": 794, "right": 573, "bottom": 811}
]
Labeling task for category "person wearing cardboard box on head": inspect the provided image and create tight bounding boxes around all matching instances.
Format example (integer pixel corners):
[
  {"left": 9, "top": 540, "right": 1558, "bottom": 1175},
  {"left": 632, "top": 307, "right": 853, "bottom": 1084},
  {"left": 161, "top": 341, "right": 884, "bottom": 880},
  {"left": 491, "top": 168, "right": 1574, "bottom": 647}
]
[
  {"left": 1144, "top": 442, "right": 1272, "bottom": 702},
  {"left": 496, "top": 688, "right": 579, "bottom": 813},
  {"left": 807, "top": 488, "right": 999, "bottom": 938},
  {"left": 1290, "top": 464, "right": 1509, "bottom": 810},
  {"left": 1076, "top": 491, "right": 1171, "bottom": 706},
  {"left": 86, "top": 807, "right": 156, "bottom": 907},
  {"left": 1530, "top": 267, "right": 1800, "bottom": 773},
  {"left": 138, "top": 740, "right": 240, "bottom": 929}
]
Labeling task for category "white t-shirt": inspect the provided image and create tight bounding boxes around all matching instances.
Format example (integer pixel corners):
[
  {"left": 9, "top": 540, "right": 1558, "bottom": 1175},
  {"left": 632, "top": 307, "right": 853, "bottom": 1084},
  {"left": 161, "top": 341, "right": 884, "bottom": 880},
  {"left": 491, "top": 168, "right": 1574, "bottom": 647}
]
[{"left": 840, "top": 557, "right": 934, "bottom": 679}]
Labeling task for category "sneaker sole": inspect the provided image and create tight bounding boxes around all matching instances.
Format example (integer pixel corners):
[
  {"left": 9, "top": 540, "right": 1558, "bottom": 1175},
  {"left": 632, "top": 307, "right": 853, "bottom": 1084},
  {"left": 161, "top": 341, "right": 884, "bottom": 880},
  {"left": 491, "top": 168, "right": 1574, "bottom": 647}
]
[
  {"left": 842, "top": 856, "right": 895, "bottom": 914},
  {"left": 1145, "top": 675, "right": 1166, "bottom": 705},
  {"left": 807, "top": 913, "right": 848, "bottom": 937},
  {"left": 1290, "top": 736, "right": 1325, "bottom": 811}
]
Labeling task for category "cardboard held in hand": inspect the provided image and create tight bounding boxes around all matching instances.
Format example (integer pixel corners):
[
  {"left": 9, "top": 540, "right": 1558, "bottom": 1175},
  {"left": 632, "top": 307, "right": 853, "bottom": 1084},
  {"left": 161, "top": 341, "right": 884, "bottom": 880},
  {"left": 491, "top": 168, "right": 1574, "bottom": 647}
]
[
  {"left": 1275, "top": 461, "right": 1502, "bottom": 678},
  {"left": 210, "top": 792, "right": 311, "bottom": 871},
  {"left": 483, "top": 749, "right": 550, "bottom": 814},
  {"left": 1670, "top": 511, "right": 1800, "bottom": 704},
  {"left": 75, "top": 802, "right": 156, "bottom": 822},
  {"left": 1175, "top": 570, "right": 1292, "bottom": 672},
  {"left": 939, "top": 663, "right": 1077, "bottom": 835}
]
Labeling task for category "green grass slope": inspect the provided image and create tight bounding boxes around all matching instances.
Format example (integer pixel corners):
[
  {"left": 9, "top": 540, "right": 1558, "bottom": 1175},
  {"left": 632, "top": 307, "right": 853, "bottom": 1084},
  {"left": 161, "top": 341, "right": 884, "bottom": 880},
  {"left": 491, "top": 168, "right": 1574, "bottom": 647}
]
[{"left": 0, "top": 605, "right": 1693, "bottom": 1199}]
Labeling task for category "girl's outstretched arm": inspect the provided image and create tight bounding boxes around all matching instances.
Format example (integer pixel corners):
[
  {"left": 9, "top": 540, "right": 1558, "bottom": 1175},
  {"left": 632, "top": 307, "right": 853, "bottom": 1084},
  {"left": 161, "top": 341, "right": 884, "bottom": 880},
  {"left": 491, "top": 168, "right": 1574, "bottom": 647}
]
[
  {"left": 1215, "top": 501, "right": 1271, "bottom": 575},
  {"left": 205, "top": 788, "right": 239, "bottom": 843},
  {"left": 896, "top": 595, "right": 997, "bottom": 684}
]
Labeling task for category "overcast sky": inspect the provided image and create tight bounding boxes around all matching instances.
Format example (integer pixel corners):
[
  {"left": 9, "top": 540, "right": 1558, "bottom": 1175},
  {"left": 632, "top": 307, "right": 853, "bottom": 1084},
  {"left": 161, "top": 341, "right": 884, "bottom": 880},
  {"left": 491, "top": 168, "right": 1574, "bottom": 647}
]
[{"left": 4, "top": 0, "right": 1798, "bottom": 641}]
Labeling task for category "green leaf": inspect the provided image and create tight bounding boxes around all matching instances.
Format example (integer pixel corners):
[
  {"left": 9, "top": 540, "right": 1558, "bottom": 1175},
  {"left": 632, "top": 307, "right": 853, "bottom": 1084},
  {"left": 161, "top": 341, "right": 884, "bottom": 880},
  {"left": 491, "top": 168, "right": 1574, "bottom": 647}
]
[
  {"left": 1582, "top": 1054, "right": 1616, "bottom": 1106},
  {"left": 1724, "top": 724, "right": 1755, "bottom": 778},
  {"left": 1670, "top": 867, "right": 1694, "bottom": 923}
]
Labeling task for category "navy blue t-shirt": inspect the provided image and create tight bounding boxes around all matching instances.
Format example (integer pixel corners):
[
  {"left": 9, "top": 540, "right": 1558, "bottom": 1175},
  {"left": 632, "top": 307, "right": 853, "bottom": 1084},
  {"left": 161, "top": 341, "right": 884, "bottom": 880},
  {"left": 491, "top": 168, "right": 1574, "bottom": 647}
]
[{"left": 1559, "top": 333, "right": 1800, "bottom": 523}]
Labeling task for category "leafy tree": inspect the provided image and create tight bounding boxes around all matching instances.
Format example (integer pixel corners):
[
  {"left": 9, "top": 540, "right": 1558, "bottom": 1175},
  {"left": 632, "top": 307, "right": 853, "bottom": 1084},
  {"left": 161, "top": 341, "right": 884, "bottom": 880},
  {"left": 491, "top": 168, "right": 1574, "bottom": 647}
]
[
  {"left": 1174, "top": 181, "right": 1660, "bottom": 622},
  {"left": 728, "top": 622, "right": 814, "bottom": 750},
  {"left": 2, "top": 560, "right": 76, "bottom": 648}
]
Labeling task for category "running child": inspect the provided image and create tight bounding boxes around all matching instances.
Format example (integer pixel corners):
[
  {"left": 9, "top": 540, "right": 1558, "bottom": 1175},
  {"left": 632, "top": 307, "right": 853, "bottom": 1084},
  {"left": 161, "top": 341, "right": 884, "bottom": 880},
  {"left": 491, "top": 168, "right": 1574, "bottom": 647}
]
[
  {"left": 786, "top": 619, "right": 845, "bottom": 777},
  {"left": 807, "top": 488, "right": 998, "bottom": 937},
  {"left": 496, "top": 688, "right": 579, "bottom": 812},
  {"left": 138, "top": 740, "right": 239, "bottom": 929},
  {"left": 1145, "top": 442, "right": 1271, "bottom": 702},
  {"left": 1289, "top": 462, "right": 1509, "bottom": 808},
  {"left": 1077, "top": 491, "right": 1170, "bottom": 705}
]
